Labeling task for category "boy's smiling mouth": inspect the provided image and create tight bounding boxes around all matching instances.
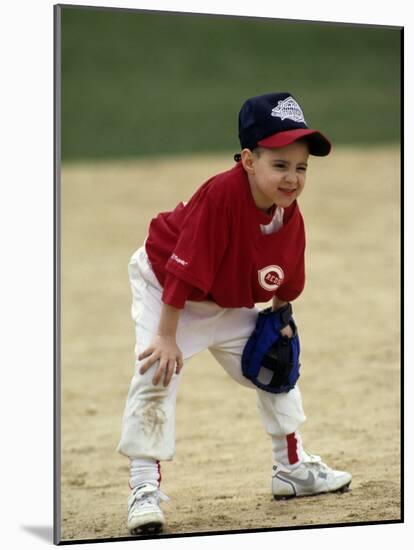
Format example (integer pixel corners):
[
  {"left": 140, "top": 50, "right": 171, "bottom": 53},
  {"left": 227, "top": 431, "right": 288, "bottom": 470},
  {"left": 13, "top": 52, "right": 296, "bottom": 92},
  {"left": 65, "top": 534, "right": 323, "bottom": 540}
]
[{"left": 278, "top": 187, "right": 297, "bottom": 196}]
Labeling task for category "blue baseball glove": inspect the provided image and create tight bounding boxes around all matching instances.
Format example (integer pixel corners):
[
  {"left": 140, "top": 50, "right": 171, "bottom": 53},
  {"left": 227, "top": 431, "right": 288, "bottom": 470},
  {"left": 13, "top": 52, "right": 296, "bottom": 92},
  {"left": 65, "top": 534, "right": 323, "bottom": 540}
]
[{"left": 241, "top": 303, "right": 301, "bottom": 394}]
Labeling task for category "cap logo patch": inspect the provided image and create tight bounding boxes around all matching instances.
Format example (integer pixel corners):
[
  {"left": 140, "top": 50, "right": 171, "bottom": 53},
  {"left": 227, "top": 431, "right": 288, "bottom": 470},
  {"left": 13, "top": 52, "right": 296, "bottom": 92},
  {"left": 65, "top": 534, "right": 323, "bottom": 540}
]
[{"left": 271, "top": 97, "right": 306, "bottom": 123}]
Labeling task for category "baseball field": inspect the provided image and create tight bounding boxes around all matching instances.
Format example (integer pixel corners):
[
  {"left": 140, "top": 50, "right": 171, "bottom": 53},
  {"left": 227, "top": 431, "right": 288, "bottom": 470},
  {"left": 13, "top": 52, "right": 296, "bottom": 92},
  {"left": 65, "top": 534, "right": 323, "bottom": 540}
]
[{"left": 59, "top": 145, "right": 400, "bottom": 541}]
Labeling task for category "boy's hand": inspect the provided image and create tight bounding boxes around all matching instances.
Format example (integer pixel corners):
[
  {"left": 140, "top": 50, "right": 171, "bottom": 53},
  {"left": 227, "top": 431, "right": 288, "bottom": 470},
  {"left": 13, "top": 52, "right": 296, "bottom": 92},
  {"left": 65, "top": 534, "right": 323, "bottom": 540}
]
[
  {"left": 280, "top": 323, "right": 294, "bottom": 339},
  {"left": 138, "top": 335, "right": 184, "bottom": 387}
]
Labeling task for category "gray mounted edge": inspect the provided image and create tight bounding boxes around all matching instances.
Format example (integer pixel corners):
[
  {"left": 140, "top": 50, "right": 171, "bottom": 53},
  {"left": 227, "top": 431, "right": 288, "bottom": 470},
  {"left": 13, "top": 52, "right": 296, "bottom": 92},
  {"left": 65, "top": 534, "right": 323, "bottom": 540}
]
[
  {"left": 53, "top": 3, "right": 404, "bottom": 31},
  {"left": 53, "top": 3, "right": 62, "bottom": 546}
]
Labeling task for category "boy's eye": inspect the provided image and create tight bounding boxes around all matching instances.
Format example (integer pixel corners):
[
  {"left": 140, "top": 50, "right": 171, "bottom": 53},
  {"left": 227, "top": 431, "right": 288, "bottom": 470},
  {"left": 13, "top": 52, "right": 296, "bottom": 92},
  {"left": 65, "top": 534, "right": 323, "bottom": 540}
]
[{"left": 271, "top": 162, "right": 307, "bottom": 171}]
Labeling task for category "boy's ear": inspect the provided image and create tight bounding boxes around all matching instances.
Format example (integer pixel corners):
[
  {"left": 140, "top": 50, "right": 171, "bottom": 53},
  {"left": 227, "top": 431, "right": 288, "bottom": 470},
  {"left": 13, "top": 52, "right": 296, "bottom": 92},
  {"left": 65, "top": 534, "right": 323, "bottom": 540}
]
[{"left": 241, "top": 148, "right": 255, "bottom": 173}]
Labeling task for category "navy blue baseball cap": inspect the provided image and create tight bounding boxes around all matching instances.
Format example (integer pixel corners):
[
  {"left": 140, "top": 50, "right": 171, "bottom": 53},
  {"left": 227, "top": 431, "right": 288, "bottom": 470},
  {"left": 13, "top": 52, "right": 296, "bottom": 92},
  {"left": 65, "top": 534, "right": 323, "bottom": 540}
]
[{"left": 238, "top": 92, "right": 331, "bottom": 156}]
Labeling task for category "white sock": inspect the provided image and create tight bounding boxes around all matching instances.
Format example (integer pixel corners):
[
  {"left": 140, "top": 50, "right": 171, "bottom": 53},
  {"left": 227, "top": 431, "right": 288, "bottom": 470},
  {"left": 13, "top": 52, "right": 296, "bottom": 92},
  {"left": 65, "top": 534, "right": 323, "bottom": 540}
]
[
  {"left": 129, "top": 457, "right": 161, "bottom": 489},
  {"left": 272, "top": 431, "right": 304, "bottom": 468}
]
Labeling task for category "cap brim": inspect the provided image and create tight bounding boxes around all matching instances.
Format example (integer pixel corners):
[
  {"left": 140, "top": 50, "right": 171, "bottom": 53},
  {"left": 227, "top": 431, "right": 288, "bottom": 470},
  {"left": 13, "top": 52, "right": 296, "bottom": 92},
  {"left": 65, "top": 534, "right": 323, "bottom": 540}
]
[{"left": 258, "top": 128, "right": 332, "bottom": 156}]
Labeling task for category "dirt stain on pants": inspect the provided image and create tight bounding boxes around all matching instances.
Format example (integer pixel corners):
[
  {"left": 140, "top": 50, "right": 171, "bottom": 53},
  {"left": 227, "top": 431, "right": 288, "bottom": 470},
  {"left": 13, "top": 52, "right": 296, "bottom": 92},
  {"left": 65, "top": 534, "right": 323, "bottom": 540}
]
[{"left": 137, "top": 400, "right": 167, "bottom": 441}]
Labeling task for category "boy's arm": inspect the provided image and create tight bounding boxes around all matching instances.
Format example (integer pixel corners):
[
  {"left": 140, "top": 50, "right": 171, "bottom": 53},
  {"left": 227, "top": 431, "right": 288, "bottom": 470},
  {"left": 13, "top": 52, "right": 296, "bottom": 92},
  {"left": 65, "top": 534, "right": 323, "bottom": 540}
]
[
  {"left": 272, "top": 296, "right": 294, "bottom": 338},
  {"left": 138, "top": 303, "right": 184, "bottom": 387},
  {"left": 272, "top": 296, "right": 287, "bottom": 311}
]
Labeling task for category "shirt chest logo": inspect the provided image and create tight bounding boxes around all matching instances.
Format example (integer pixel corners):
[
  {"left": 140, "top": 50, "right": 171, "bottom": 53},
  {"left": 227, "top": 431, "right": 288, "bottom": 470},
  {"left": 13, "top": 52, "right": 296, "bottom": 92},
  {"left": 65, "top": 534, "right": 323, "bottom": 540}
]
[{"left": 258, "top": 265, "right": 285, "bottom": 291}]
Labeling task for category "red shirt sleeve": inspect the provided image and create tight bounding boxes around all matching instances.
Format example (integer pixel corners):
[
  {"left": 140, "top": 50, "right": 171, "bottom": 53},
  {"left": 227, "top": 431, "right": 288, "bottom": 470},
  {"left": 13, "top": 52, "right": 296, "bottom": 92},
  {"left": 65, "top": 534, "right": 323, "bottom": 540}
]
[
  {"left": 162, "top": 273, "right": 194, "bottom": 309},
  {"left": 275, "top": 244, "right": 305, "bottom": 302},
  {"left": 164, "top": 184, "right": 230, "bottom": 294}
]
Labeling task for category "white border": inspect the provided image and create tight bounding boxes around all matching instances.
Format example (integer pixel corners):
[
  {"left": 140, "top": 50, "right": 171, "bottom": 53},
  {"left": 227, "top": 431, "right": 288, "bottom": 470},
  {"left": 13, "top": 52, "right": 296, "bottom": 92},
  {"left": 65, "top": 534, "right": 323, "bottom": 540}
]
[{"left": 2, "top": 1, "right": 410, "bottom": 548}]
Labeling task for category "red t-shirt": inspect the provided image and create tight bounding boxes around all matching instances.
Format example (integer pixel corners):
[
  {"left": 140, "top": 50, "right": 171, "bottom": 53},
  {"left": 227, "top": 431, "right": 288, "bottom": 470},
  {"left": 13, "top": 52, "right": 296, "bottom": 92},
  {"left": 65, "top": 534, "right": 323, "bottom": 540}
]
[{"left": 145, "top": 161, "right": 306, "bottom": 309}]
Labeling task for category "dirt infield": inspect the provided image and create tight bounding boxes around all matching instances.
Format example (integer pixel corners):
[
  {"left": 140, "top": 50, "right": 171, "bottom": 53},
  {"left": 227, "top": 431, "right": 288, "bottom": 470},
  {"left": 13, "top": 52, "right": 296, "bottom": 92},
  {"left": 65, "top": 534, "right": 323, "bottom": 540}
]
[{"left": 59, "top": 147, "right": 401, "bottom": 542}]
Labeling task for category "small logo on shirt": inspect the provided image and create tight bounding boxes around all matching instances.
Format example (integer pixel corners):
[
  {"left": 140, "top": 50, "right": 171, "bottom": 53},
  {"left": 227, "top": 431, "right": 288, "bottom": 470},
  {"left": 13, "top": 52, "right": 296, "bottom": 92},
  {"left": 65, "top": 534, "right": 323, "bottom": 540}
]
[
  {"left": 271, "top": 97, "right": 306, "bottom": 124},
  {"left": 258, "top": 265, "right": 285, "bottom": 291},
  {"left": 170, "top": 253, "right": 188, "bottom": 267}
]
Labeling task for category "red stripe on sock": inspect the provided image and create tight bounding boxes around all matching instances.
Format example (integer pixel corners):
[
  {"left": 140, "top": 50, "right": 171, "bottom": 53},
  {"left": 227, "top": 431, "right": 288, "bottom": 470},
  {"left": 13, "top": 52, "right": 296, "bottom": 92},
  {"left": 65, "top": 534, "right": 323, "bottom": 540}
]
[
  {"left": 157, "top": 460, "right": 162, "bottom": 487},
  {"left": 286, "top": 432, "right": 299, "bottom": 464}
]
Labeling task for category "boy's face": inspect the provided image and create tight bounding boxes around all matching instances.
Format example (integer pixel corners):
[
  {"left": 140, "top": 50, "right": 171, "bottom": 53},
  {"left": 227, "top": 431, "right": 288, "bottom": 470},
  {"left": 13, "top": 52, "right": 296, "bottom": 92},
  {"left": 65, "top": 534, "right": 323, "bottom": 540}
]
[{"left": 241, "top": 141, "right": 309, "bottom": 210}]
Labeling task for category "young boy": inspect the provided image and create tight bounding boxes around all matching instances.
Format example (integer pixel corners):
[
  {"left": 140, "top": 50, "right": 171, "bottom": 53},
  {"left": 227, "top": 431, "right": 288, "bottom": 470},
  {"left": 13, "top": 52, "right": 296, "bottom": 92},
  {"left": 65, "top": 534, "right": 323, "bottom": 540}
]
[{"left": 117, "top": 92, "right": 352, "bottom": 535}]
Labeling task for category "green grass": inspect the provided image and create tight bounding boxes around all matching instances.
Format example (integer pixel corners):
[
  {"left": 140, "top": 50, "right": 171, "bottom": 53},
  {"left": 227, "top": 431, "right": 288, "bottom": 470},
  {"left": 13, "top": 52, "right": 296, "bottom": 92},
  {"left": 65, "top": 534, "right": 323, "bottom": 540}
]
[{"left": 60, "top": 6, "right": 401, "bottom": 161}]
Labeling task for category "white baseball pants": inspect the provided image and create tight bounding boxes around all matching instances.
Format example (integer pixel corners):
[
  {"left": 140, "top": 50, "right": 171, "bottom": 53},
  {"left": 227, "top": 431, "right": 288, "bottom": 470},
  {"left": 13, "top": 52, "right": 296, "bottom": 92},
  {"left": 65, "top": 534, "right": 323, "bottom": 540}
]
[{"left": 117, "top": 246, "right": 306, "bottom": 461}]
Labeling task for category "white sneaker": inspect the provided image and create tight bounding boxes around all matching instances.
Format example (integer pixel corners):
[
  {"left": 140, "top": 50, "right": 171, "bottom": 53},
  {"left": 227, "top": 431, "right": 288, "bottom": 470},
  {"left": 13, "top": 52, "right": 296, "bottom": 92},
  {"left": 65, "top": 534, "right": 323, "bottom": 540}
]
[
  {"left": 127, "top": 483, "right": 169, "bottom": 535},
  {"left": 272, "top": 453, "right": 352, "bottom": 500}
]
